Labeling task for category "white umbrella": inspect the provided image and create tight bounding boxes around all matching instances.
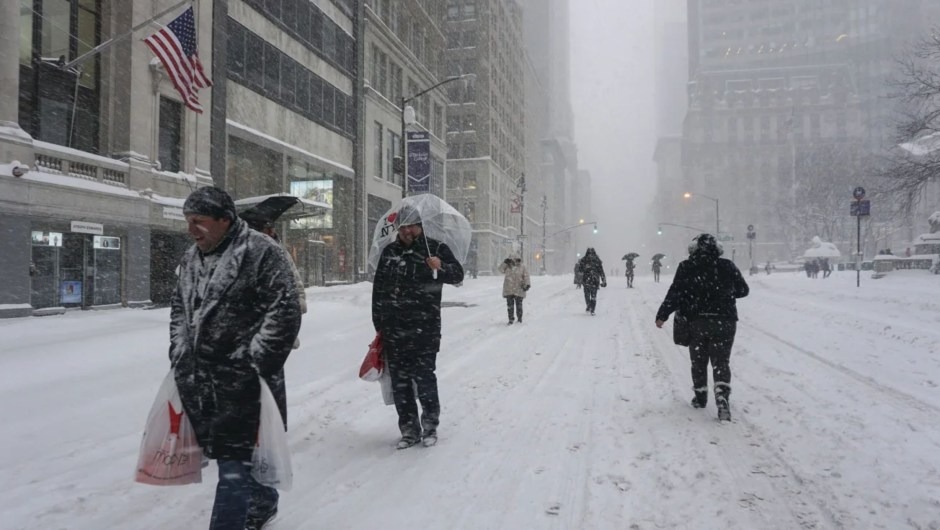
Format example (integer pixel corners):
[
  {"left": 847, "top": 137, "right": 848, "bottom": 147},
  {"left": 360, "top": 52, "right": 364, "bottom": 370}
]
[
  {"left": 368, "top": 194, "right": 473, "bottom": 275},
  {"left": 801, "top": 236, "right": 841, "bottom": 259}
]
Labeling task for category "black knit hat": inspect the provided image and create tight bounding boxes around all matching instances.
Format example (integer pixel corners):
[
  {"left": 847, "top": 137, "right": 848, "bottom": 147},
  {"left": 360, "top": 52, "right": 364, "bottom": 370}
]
[{"left": 183, "top": 186, "right": 237, "bottom": 221}]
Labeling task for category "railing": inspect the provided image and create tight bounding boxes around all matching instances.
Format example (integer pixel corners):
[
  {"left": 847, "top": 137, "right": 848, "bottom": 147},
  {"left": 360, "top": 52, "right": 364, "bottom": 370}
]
[{"left": 33, "top": 141, "right": 129, "bottom": 188}]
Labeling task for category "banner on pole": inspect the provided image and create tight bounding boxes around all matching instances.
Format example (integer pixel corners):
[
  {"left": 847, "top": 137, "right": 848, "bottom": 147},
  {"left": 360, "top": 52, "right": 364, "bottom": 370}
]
[
  {"left": 510, "top": 194, "right": 522, "bottom": 213},
  {"left": 407, "top": 132, "right": 431, "bottom": 193}
]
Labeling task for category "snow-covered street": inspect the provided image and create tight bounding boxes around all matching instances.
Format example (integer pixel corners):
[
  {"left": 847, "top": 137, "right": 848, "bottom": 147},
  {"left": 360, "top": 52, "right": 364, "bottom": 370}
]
[{"left": 2, "top": 271, "right": 939, "bottom": 529}]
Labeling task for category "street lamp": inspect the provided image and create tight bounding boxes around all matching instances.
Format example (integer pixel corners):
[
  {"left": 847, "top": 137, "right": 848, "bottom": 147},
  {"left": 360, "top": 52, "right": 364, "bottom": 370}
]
[
  {"left": 400, "top": 74, "right": 475, "bottom": 198},
  {"left": 683, "top": 192, "right": 720, "bottom": 237}
]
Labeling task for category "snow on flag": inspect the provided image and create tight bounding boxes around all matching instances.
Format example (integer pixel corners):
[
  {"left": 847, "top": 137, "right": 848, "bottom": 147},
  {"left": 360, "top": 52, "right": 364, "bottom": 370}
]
[{"left": 144, "top": 7, "right": 212, "bottom": 113}]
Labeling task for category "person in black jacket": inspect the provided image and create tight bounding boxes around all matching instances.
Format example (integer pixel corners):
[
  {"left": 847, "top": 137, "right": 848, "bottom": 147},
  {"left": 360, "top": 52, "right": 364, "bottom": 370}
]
[
  {"left": 171, "top": 186, "right": 301, "bottom": 530},
  {"left": 372, "top": 206, "right": 464, "bottom": 449},
  {"left": 576, "top": 248, "right": 607, "bottom": 315},
  {"left": 655, "top": 234, "right": 748, "bottom": 421}
]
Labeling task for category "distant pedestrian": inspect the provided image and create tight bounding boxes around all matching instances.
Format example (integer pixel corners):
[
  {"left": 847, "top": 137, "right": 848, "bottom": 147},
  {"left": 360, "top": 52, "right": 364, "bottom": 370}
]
[
  {"left": 499, "top": 253, "right": 530, "bottom": 325},
  {"left": 652, "top": 259, "right": 662, "bottom": 283},
  {"left": 576, "top": 248, "right": 607, "bottom": 315},
  {"left": 655, "top": 234, "right": 749, "bottom": 422},
  {"left": 573, "top": 262, "right": 583, "bottom": 289},
  {"left": 625, "top": 259, "right": 636, "bottom": 288}
]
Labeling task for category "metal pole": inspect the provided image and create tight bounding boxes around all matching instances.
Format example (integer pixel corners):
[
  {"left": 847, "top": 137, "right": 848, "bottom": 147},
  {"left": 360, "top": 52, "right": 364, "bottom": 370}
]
[
  {"left": 541, "top": 195, "right": 547, "bottom": 275},
  {"left": 63, "top": 0, "right": 191, "bottom": 70},
  {"left": 715, "top": 199, "right": 720, "bottom": 237},
  {"left": 857, "top": 206, "right": 861, "bottom": 288},
  {"left": 400, "top": 97, "right": 407, "bottom": 198},
  {"left": 519, "top": 174, "right": 525, "bottom": 260}
]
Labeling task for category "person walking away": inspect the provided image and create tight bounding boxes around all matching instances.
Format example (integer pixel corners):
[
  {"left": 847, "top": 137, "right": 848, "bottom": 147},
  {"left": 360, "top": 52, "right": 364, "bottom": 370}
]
[
  {"left": 499, "top": 253, "right": 530, "bottom": 324},
  {"left": 577, "top": 248, "right": 607, "bottom": 315},
  {"left": 654, "top": 234, "right": 748, "bottom": 422},
  {"left": 170, "top": 186, "right": 301, "bottom": 530},
  {"left": 372, "top": 206, "right": 465, "bottom": 449},
  {"left": 625, "top": 259, "right": 636, "bottom": 288},
  {"left": 652, "top": 258, "right": 662, "bottom": 283},
  {"left": 573, "top": 262, "right": 583, "bottom": 289}
]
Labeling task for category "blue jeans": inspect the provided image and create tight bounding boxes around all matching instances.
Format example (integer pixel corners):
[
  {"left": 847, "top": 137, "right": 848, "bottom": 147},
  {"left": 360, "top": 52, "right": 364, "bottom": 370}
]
[{"left": 209, "top": 460, "right": 278, "bottom": 530}]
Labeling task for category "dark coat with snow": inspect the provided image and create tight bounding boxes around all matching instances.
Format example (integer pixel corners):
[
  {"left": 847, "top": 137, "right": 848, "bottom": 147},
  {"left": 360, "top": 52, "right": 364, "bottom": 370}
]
[
  {"left": 371, "top": 234, "right": 464, "bottom": 353},
  {"left": 656, "top": 250, "right": 749, "bottom": 323},
  {"left": 169, "top": 219, "right": 301, "bottom": 462},
  {"left": 577, "top": 250, "right": 606, "bottom": 288}
]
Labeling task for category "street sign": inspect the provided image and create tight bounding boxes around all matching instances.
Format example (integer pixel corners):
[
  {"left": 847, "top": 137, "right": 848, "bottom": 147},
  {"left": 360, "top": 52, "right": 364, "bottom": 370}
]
[
  {"left": 718, "top": 234, "right": 734, "bottom": 242},
  {"left": 850, "top": 199, "right": 871, "bottom": 217},
  {"left": 747, "top": 224, "right": 755, "bottom": 232},
  {"left": 853, "top": 186, "right": 866, "bottom": 200}
]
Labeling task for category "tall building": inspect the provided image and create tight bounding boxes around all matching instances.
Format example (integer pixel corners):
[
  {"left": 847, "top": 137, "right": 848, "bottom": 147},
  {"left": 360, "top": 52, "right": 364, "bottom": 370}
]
[
  {"left": 681, "top": 0, "right": 940, "bottom": 260},
  {"left": 520, "top": 0, "right": 585, "bottom": 273},
  {"left": 444, "top": 0, "right": 527, "bottom": 275},
  {"left": 361, "top": 0, "right": 449, "bottom": 275},
  {"left": 0, "top": 0, "right": 359, "bottom": 317}
]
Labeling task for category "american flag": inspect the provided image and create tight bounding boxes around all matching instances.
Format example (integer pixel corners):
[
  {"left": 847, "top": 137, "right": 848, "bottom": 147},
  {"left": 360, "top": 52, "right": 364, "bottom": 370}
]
[{"left": 144, "top": 7, "right": 212, "bottom": 113}]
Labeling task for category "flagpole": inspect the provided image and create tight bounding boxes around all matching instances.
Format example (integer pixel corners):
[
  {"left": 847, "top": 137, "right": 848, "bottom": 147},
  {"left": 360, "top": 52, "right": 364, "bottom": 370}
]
[{"left": 63, "top": 0, "right": 191, "bottom": 70}]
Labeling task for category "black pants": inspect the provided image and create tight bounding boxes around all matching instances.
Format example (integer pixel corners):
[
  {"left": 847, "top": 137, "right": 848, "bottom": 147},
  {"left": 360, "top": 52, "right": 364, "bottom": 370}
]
[
  {"left": 385, "top": 347, "right": 440, "bottom": 438},
  {"left": 583, "top": 285, "right": 598, "bottom": 312},
  {"left": 689, "top": 319, "right": 736, "bottom": 401},
  {"left": 625, "top": 271, "right": 634, "bottom": 288},
  {"left": 505, "top": 295, "right": 523, "bottom": 321}
]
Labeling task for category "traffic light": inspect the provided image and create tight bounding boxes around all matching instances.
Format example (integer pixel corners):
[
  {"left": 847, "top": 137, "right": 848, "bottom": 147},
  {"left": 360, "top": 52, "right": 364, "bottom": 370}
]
[
  {"left": 657, "top": 226, "right": 663, "bottom": 235},
  {"left": 593, "top": 223, "right": 598, "bottom": 234}
]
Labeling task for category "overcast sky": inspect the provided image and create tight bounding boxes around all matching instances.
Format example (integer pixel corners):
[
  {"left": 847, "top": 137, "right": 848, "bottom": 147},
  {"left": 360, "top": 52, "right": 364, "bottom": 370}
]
[{"left": 570, "top": 0, "right": 658, "bottom": 264}]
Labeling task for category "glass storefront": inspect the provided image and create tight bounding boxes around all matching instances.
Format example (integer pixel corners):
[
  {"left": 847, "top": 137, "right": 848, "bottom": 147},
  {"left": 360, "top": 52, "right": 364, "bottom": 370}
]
[{"left": 30, "top": 229, "right": 123, "bottom": 309}]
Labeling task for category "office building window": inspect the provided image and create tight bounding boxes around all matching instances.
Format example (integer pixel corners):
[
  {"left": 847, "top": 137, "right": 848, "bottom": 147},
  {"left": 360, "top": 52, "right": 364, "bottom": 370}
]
[
  {"left": 158, "top": 97, "right": 183, "bottom": 173},
  {"left": 374, "top": 122, "right": 383, "bottom": 178}
]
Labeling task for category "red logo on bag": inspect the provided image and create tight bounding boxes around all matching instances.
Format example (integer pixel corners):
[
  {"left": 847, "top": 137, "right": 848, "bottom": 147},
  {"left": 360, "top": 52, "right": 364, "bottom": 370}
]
[
  {"left": 387, "top": 212, "right": 397, "bottom": 224},
  {"left": 168, "top": 403, "right": 184, "bottom": 436}
]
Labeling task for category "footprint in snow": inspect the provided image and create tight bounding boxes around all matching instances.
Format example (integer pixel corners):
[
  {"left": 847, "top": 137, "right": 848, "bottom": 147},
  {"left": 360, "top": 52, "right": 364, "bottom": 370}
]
[{"left": 546, "top": 503, "right": 561, "bottom": 516}]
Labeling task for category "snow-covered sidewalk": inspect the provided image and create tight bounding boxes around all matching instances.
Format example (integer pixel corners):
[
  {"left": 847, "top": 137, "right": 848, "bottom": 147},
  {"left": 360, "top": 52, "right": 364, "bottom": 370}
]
[{"left": 1, "top": 272, "right": 938, "bottom": 529}]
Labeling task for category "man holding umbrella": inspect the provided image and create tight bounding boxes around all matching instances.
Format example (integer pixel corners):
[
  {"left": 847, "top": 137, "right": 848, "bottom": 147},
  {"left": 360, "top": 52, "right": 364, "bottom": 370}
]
[{"left": 371, "top": 202, "right": 465, "bottom": 449}]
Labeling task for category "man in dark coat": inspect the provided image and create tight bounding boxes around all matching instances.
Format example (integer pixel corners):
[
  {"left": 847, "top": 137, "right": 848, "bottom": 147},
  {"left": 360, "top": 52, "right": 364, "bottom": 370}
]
[
  {"left": 576, "top": 247, "right": 606, "bottom": 315},
  {"left": 170, "top": 186, "right": 301, "bottom": 530},
  {"left": 371, "top": 205, "right": 464, "bottom": 449},
  {"left": 655, "top": 234, "right": 748, "bottom": 421}
]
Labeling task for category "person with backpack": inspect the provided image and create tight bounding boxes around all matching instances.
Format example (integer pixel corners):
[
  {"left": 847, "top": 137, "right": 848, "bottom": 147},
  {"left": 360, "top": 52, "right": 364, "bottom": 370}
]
[{"left": 654, "top": 234, "right": 749, "bottom": 421}]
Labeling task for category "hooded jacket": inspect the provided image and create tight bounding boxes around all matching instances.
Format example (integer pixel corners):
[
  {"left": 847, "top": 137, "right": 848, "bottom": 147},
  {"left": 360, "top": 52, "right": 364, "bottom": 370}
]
[
  {"left": 577, "top": 249, "right": 606, "bottom": 288},
  {"left": 656, "top": 244, "right": 749, "bottom": 323},
  {"left": 169, "top": 218, "right": 301, "bottom": 461},
  {"left": 371, "top": 233, "right": 464, "bottom": 353},
  {"left": 498, "top": 254, "right": 530, "bottom": 298}
]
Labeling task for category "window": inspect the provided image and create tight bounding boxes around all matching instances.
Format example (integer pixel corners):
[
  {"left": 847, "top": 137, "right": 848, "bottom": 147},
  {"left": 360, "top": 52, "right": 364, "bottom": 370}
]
[
  {"left": 464, "top": 142, "right": 477, "bottom": 158},
  {"left": 464, "top": 171, "right": 477, "bottom": 189},
  {"left": 388, "top": 132, "right": 401, "bottom": 185},
  {"left": 227, "top": 22, "right": 246, "bottom": 78},
  {"left": 263, "top": 43, "right": 280, "bottom": 97},
  {"left": 433, "top": 103, "right": 444, "bottom": 138},
  {"left": 158, "top": 97, "right": 183, "bottom": 172},
  {"left": 281, "top": 58, "right": 296, "bottom": 106},
  {"left": 322, "top": 83, "right": 335, "bottom": 125},
  {"left": 374, "top": 122, "right": 383, "bottom": 178}
]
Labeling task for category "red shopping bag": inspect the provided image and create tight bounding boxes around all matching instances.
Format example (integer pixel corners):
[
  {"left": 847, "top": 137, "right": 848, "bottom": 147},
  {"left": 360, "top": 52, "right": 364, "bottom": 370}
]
[
  {"left": 359, "top": 333, "right": 384, "bottom": 381},
  {"left": 134, "top": 371, "right": 203, "bottom": 486}
]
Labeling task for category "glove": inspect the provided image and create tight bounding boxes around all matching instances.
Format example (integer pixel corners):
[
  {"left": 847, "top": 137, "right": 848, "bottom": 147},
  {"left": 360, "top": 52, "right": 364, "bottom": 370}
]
[
  {"left": 523, "top": 284, "right": 530, "bottom": 291},
  {"left": 504, "top": 259, "right": 512, "bottom": 265},
  {"left": 601, "top": 281, "right": 607, "bottom": 288}
]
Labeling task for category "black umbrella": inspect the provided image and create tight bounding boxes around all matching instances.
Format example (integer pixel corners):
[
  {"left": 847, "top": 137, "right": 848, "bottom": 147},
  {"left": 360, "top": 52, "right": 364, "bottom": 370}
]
[
  {"left": 238, "top": 195, "right": 301, "bottom": 229},
  {"left": 622, "top": 253, "right": 639, "bottom": 260},
  {"left": 652, "top": 253, "right": 666, "bottom": 261}
]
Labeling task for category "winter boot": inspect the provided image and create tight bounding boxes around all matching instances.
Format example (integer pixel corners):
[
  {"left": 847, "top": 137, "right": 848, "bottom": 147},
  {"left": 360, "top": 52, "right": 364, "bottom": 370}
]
[
  {"left": 716, "top": 397, "right": 731, "bottom": 422},
  {"left": 691, "top": 390, "right": 708, "bottom": 409},
  {"left": 422, "top": 429, "right": 438, "bottom": 447},
  {"left": 245, "top": 507, "right": 278, "bottom": 530},
  {"left": 397, "top": 434, "right": 420, "bottom": 449}
]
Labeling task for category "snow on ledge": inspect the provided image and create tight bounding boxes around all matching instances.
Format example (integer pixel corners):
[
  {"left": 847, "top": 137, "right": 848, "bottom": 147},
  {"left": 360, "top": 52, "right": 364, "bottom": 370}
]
[{"left": 226, "top": 120, "right": 354, "bottom": 176}]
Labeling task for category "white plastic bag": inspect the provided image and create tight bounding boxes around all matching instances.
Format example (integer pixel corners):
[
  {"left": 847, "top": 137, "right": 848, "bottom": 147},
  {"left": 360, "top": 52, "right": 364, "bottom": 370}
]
[
  {"left": 379, "top": 368, "right": 395, "bottom": 406},
  {"left": 251, "top": 378, "right": 293, "bottom": 490},
  {"left": 135, "top": 371, "right": 203, "bottom": 486}
]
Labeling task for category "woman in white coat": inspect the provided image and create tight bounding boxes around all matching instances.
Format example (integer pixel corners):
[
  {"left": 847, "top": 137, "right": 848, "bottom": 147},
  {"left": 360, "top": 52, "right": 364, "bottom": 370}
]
[{"left": 499, "top": 253, "right": 531, "bottom": 324}]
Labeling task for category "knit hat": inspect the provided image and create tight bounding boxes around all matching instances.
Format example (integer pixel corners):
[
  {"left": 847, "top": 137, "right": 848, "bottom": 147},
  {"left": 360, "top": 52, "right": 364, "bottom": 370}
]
[
  {"left": 689, "top": 233, "right": 723, "bottom": 257},
  {"left": 183, "top": 186, "right": 237, "bottom": 221}
]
